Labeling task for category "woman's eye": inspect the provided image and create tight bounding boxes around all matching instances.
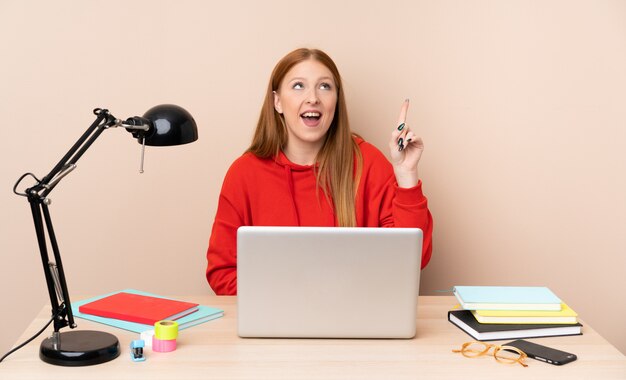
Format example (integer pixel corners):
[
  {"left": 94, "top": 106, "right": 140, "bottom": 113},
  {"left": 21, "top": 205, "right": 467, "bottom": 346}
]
[
  {"left": 292, "top": 82, "right": 304, "bottom": 90},
  {"left": 320, "top": 83, "right": 332, "bottom": 90}
]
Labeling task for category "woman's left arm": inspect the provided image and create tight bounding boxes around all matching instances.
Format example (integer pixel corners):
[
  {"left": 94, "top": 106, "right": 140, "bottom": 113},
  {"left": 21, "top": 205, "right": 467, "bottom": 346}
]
[{"left": 385, "top": 99, "right": 432, "bottom": 268}]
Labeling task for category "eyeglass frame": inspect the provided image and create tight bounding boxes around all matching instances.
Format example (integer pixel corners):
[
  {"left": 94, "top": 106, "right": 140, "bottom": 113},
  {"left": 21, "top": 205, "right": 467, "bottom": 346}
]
[{"left": 452, "top": 341, "right": 528, "bottom": 367}]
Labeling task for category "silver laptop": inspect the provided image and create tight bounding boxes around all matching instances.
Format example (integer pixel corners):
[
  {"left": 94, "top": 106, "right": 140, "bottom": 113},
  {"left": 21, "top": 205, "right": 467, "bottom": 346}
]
[{"left": 237, "top": 226, "right": 422, "bottom": 339}]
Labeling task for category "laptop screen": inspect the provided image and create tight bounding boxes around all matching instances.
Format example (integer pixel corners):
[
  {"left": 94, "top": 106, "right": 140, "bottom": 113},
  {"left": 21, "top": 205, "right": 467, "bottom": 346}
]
[{"left": 237, "top": 226, "right": 423, "bottom": 339}]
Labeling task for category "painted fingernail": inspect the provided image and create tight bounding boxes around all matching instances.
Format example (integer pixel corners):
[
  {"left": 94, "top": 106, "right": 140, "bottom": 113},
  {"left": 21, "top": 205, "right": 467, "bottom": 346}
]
[
  {"left": 398, "top": 144, "right": 404, "bottom": 152},
  {"left": 397, "top": 123, "right": 405, "bottom": 131},
  {"left": 398, "top": 138, "right": 404, "bottom": 147},
  {"left": 407, "top": 138, "right": 412, "bottom": 143}
]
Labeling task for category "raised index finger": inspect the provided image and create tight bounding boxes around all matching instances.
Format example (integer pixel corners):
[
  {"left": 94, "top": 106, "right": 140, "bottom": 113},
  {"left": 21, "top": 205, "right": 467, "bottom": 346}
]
[{"left": 397, "top": 99, "right": 410, "bottom": 126}]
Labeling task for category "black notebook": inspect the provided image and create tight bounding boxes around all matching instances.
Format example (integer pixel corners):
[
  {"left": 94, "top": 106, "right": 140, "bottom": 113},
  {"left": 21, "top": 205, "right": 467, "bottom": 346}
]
[{"left": 448, "top": 310, "right": 583, "bottom": 341}]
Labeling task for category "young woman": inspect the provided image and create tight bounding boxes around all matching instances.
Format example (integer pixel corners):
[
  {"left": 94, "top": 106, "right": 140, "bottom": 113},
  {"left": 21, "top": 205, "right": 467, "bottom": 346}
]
[{"left": 206, "top": 48, "right": 433, "bottom": 295}]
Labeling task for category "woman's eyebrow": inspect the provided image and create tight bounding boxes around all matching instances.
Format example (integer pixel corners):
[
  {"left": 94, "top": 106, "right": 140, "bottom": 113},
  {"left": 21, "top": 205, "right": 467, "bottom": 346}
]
[{"left": 287, "top": 76, "right": 334, "bottom": 82}]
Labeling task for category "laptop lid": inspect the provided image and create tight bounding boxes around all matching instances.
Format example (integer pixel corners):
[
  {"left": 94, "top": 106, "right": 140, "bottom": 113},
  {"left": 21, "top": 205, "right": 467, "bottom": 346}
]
[{"left": 237, "top": 226, "right": 422, "bottom": 338}]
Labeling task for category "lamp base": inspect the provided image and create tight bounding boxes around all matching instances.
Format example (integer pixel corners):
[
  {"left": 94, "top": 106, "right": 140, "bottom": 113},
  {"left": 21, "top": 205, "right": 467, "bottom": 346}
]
[{"left": 40, "top": 330, "right": 120, "bottom": 366}]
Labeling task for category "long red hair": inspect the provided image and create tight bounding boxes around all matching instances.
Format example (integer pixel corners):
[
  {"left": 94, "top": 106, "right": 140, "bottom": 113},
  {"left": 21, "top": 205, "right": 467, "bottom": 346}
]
[{"left": 247, "top": 48, "right": 362, "bottom": 227}]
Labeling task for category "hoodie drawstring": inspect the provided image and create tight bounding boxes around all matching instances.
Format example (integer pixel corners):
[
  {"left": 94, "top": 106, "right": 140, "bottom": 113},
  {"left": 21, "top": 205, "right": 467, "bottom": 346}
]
[{"left": 284, "top": 165, "right": 301, "bottom": 225}]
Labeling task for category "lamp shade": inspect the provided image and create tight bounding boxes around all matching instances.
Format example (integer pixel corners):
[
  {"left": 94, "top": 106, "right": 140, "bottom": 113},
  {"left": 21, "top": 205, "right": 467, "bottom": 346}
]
[{"left": 139, "top": 104, "right": 198, "bottom": 146}]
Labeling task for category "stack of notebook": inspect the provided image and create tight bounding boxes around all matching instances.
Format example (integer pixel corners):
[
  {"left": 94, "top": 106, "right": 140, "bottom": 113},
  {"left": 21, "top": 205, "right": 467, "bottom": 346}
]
[
  {"left": 73, "top": 289, "right": 224, "bottom": 333},
  {"left": 448, "top": 286, "right": 583, "bottom": 341}
]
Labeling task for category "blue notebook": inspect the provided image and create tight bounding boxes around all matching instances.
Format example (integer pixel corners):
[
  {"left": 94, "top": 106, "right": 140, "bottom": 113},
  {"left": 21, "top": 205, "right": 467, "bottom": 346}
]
[
  {"left": 71, "top": 289, "right": 224, "bottom": 333},
  {"left": 453, "top": 286, "right": 562, "bottom": 311}
]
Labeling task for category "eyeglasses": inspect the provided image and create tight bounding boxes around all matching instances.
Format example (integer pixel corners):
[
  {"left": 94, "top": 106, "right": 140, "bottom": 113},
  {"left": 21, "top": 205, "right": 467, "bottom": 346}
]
[{"left": 452, "top": 341, "right": 528, "bottom": 367}]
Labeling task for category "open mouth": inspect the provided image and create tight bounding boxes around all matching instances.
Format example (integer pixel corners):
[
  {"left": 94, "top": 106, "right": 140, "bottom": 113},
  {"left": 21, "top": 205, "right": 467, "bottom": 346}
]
[{"left": 300, "top": 111, "right": 322, "bottom": 126}]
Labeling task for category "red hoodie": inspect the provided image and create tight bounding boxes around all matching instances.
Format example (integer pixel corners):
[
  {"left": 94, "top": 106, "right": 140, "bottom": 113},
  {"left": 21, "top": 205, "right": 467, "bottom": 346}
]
[{"left": 206, "top": 138, "right": 433, "bottom": 295}]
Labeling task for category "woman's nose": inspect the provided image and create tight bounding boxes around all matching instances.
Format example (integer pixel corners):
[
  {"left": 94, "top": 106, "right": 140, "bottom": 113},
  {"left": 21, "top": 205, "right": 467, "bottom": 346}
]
[{"left": 305, "top": 89, "right": 320, "bottom": 104}]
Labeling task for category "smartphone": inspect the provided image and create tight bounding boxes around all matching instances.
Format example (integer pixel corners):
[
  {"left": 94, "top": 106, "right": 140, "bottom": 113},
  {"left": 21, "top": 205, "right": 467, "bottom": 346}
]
[{"left": 503, "top": 339, "right": 577, "bottom": 365}]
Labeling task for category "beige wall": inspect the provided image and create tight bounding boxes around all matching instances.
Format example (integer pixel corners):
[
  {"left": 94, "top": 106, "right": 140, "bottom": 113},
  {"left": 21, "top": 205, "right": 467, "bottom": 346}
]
[{"left": 1, "top": 0, "right": 624, "bottom": 355}]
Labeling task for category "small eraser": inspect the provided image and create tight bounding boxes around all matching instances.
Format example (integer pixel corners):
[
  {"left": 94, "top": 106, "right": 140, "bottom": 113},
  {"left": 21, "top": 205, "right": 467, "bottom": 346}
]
[{"left": 140, "top": 330, "right": 155, "bottom": 348}]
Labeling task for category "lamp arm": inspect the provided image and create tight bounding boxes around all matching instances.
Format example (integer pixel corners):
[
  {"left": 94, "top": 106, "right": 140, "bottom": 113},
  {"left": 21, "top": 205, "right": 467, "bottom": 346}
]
[
  {"left": 21, "top": 108, "right": 122, "bottom": 333},
  {"left": 34, "top": 109, "right": 151, "bottom": 197},
  {"left": 38, "top": 109, "right": 112, "bottom": 190},
  {"left": 28, "top": 200, "right": 75, "bottom": 332}
]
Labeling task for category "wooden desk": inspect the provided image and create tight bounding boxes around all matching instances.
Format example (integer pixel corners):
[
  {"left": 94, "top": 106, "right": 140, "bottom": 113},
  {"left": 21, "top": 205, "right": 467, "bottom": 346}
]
[{"left": 1, "top": 296, "right": 624, "bottom": 379}]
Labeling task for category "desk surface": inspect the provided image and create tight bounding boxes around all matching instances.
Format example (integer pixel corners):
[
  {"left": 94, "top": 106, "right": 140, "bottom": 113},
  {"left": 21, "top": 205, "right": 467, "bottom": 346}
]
[{"left": 1, "top": 296, "right": 624, "bottom": 379}]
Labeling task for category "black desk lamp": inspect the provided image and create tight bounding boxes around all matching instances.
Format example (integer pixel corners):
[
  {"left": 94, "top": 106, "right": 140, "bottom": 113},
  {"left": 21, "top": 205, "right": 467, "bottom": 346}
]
[{"left": 12, "top": 105, "right": 198, "bottom": 366}]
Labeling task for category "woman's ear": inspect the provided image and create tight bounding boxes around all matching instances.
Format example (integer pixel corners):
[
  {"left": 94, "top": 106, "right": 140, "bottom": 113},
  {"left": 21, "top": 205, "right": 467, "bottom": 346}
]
[{"left": 273, "top": 91, "right": 283, "bottom": 114}]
